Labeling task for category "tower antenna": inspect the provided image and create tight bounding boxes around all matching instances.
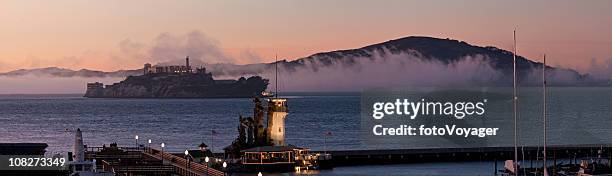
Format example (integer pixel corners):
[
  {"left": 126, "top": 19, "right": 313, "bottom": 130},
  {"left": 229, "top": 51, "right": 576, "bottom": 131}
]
[
  {"left": 513, "top": 29, "right": 519, "bottom": 174},
  {"left": 543, "top": 54, "right": 548, "bottom": 175},
  {"left": 275, "top": 53, "right": 278, "bottom": 98}
]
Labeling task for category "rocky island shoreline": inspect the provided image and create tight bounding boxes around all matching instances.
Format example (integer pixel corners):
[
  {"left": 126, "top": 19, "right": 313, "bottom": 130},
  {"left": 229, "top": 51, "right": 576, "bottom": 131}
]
[{"left": 84, "top": 57, "right": 269, "bottom": 98}]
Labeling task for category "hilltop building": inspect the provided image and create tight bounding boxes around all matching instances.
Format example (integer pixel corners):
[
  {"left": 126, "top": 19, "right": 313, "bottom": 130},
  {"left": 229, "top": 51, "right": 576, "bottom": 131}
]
[{"left": 143, "top": 56, "right": 197, "bottom": 75}]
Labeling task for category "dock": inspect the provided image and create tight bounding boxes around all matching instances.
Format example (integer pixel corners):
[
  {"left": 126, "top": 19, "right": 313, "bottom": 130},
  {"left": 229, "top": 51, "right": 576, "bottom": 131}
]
[
  {"left": 315, "top": 145, "right": 612, "bottom": 166},
  {"left": 85, "top": 146, "right": 225, "bottom": 176},
  {"left": 144, "top": 148, "right": 225, "bottom": 176},
  {"left": 82, "top": 144, "right": 612, "bottom": 175}
]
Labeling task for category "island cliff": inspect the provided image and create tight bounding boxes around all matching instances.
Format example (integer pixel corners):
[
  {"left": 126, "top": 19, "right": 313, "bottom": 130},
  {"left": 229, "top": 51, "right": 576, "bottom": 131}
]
[{"left": 84, "top": 57, "right": 268, "bottom": 98}]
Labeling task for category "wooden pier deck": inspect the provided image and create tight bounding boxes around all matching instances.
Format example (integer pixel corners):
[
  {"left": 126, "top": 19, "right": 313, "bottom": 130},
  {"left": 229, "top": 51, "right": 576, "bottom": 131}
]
[
  {"left": 86, "top": 146, "right": 225, "bottom": 176},
  {"left": 144, "top": 148, "right": 225, "bottom": 176}
]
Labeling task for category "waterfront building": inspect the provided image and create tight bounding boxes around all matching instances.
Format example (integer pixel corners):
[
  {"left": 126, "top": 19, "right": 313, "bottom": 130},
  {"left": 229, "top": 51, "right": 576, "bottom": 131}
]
[
  {"left": 266, "top": 98, "right": 288, "bottom": 146},
  {"left": 239, "top": 145, "right": 310, "bottom": 172},
  {"left": 225, "top": 97, "right": 289, "bottom": 153},
  {"left": 241, "top": 145, "right": 307, "bottom": 164},
  {"left": 223, "top": 96, "right": 332, "bottom": 172},
  {"left": 186, "top": 143, "right": 214, "bottom": 163}
]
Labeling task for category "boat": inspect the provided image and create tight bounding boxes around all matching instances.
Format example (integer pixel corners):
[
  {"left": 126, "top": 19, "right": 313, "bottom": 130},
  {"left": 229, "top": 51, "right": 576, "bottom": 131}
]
[{"left": 498, "top": 32, "right": 612, "bottom": 176}]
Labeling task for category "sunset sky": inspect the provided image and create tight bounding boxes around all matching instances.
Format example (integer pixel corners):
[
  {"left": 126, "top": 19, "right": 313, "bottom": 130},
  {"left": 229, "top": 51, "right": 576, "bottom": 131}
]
[{"left": 1, "top": 0, "right": 611, "bottom": 73}]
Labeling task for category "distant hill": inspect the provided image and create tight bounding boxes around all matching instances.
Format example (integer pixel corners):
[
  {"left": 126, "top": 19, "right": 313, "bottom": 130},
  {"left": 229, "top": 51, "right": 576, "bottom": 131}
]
[
  {"left": 1, "top": 36, "right": 607, "bottom": 86},
  {"left": 278, "top": 36, "right": 582, "bottom": 82},
  {"left": 0, "top": 67, "right": 141, "bottom": 77}
]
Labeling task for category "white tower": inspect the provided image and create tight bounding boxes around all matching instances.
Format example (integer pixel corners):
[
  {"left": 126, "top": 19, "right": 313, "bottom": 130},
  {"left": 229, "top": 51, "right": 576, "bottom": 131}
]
[
  {"left": 74, "top": 128, "right": 85, "bottom": 162},
  {"left": 69, "top": 128, "right": 98, "bottom": 175},
  {"left": 267, "top": 98, "right": 288, "bottom": 146}
]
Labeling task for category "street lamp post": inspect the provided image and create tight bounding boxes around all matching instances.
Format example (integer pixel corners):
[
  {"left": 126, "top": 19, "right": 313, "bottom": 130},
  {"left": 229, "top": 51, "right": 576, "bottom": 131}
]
[
  {"left": 185, "top": 150, "right": 190, "bottom": 169},
  {"left": 161, "top": 142, "right": 165, "bottom": 164},
  {"left": 205, "top": 156, "right": 209, "bottom": 176},
  {"left": 324, "top": 131, "right": 332, "bottom": 156},
  {"left": 222, "top": 161, "right": 227, "bottom": 176},
  {"left": 324, "top": 133, "right": 327, "bottom": 155},
  {"left": 148, "top": 139, "right": 152, "bottom": 153},
  {"left": 135, "top": 135, "right": 139, "bottom": 150}
]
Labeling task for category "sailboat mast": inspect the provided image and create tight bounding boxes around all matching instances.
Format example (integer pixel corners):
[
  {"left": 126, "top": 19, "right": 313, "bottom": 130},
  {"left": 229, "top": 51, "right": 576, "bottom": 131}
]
[
  {"left": 543, "top": 54, "right": 548, "bottom": 173},
  {"left": 513, "top": 30, "right": 519, "bottom": 173},
  {"left": 275, "top": 54, "right": 278, "bottom": 98}
]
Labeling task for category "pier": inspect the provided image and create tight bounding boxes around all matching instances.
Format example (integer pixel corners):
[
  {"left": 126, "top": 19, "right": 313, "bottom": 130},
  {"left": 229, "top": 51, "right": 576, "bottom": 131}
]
[
  {"left": 144, "top": 148, "right": 225, "bottom": 176},
  {"left": 82, "top": 144, "right": 612, "bottom": 175},
  {"left": 316, "top": 145, "right": 612, "bottom": 166},
  {"left": 85, "top": 146, "right": 225, "bottom": 176}
]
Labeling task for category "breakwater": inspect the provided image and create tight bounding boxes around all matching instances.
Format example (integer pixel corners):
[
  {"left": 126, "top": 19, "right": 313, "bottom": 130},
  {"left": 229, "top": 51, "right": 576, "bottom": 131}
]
[{"left": 313, "top": 145, "right": 612, "bottom": 166}]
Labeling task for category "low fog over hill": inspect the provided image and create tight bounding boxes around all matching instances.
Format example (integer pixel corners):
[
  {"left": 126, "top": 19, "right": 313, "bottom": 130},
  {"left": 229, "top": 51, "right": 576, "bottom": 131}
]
[{"left": 1, "top": 36, "right": 610, "bottom": 93}]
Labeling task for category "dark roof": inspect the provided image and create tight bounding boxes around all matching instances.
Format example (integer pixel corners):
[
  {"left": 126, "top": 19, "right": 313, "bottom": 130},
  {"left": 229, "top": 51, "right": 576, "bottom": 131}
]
[
  {"left": 241, "top": 145, "right": 306, "bottom": 153},
  {"left": 187, "top": 150, "right": 213, "bottom": 158},
  {"left": 198, "top": 143, "right": 208, "bottom": 148}
]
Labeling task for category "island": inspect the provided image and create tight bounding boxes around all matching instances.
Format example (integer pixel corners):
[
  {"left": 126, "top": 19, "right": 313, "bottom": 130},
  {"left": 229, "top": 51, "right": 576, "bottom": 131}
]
[{"left": 84, "top": 57, "right": 269, "bottom": 98}]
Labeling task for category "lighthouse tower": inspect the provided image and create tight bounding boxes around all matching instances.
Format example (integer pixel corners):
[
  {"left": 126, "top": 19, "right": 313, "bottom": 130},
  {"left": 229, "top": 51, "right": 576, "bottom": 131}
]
[
  {"left": 69, "top": 128, "right": 97, "bottom": 174},
  {"left": 73, "top": 128, "right": 85, "bottom": 162},
  {"left": 266, "top": 98, "right": 288, "bottom": 146}
]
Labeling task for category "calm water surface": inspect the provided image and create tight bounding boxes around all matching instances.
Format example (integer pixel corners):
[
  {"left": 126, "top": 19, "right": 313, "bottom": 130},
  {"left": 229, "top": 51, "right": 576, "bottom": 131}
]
[{"left": 1, "top": 88, "right": 611, "bottom": 175}]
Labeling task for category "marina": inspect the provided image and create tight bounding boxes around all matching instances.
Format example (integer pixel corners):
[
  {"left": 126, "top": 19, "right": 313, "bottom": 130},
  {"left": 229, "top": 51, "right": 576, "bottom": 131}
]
[{"left": 3, "top": 141, "right": 612, "bottom": 175}]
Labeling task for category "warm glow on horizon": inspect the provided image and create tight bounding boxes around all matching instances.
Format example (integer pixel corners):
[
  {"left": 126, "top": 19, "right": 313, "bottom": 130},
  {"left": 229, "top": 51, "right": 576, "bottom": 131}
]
[{"left": 1, "top": 0, "right": 611, "bottom": 73}]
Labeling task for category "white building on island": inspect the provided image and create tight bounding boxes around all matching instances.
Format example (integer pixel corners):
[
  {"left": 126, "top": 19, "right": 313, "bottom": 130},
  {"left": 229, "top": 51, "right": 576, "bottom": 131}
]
[{"left": 143, "top": 56, "right": 196, "bottom": 75}]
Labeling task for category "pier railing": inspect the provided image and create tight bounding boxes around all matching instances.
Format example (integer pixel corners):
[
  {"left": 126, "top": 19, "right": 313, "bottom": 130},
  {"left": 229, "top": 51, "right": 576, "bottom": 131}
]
[
  {"left": 100, "top": 160, "right": 175, "bottom": 173},
  {"left": 144, "top": 147, "right": 225, "bottom": 176}
]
